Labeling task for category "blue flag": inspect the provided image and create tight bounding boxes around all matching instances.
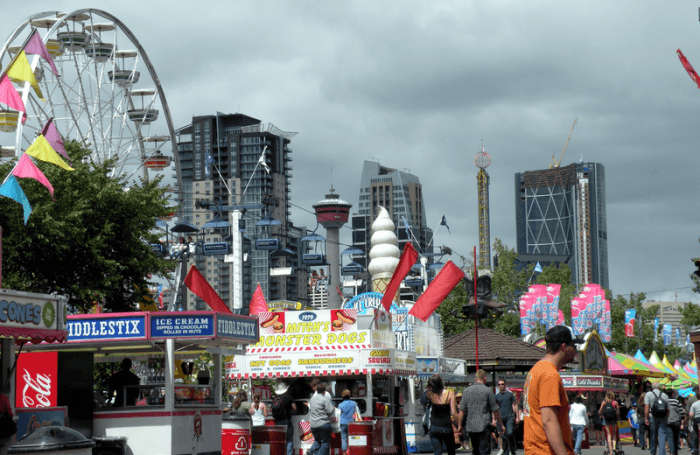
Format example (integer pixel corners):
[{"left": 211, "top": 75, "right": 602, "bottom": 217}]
[
  {"left": 654, "top": 318, "right": 659, "bottom": 342},
  {"left": 534, "top": 262, "right": 543, "bottom": 273},
  {"left": 663, "top": 324, "right": 672, "bottom": 346},
  {"left": 0, "top": 175, "right": 32, "bottom": 224}
]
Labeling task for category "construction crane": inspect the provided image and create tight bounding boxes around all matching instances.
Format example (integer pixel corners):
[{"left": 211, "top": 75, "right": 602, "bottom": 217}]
[{"left": 550, "top": 118, "right": 577, "bottom": 168}]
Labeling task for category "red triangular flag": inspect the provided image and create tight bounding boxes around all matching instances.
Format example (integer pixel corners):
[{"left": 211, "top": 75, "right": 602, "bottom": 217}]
[
  {"left": 409, "top": 261, "right": 464, "bottom": 321},
  {"left": 184, "top": 265, "right": 232, "bottom": 314},
  {"left": 248, "top": 283, "right": 268, "bottom": 316},
  {"left": 380, "top": 243, "right": 418, "bottom": 312},
  {"left": 677, "top": 49, "right": 700, "bottom": 89}
]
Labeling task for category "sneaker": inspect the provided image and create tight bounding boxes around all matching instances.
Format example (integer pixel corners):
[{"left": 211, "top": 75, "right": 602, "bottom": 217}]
[{"left": 496, "top": 450, "right": 503, "bottom": 455}]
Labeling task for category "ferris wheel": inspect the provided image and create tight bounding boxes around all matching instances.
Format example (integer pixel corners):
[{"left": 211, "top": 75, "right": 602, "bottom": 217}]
[{"left": 0, "top": 9, "right": 180, "bottom": 193}]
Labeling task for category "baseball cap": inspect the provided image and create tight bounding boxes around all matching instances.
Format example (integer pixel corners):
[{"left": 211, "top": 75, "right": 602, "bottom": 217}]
[{"left": 545, "top": 325, "right": 584, "bottom": 346}]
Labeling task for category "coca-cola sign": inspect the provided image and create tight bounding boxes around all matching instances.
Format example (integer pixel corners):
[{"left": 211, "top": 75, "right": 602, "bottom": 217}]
[{"left": 15, "top": 351, "right": 57, "bottom": 408}]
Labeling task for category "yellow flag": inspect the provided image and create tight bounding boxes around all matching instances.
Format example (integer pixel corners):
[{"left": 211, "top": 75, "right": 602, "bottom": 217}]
[
  {"left": 6, "top": 50, "right": 44, "bottom": 100},
  {"left": 26, "top": 135, "right": 74, "bottom": 171}
]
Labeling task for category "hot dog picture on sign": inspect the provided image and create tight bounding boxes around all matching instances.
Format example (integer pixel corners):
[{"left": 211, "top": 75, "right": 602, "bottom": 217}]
[
  {"left": 258, "top": 312, "right": 285, "bottom": 334},
  {"left": 331, "top": 309, "right": 357, "bottom": 331}
]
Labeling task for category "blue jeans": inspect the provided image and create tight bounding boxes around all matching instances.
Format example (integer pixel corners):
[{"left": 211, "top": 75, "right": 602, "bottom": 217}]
[
  {"left": 310, "top": 423, "right": 332, "bottom": 455},
  {"left": 502, "top": 416, "right": 516, "bottom": 455},
  {"left": 571, "top": 424, "right": 585, "bottom": 454},
  {"left": 650, "top": 417, "right": 672, "bottom": 455},
  {"left": 340, "top": 424, "right": 349, "bottom": 451}
]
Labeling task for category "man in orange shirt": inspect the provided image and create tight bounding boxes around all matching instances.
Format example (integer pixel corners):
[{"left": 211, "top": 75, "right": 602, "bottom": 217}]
[{"left": 523, "top": 326, "right": 581, "bottom": 455}]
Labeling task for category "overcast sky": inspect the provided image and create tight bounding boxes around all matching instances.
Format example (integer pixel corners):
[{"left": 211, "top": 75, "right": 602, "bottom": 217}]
[{"left": 2, "top": 1, "right": 699, "bottom": 303}]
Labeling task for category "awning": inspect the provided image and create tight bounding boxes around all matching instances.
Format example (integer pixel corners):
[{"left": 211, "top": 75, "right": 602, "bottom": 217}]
[
  {"left": 227, "top": 348, "right": 417, "bottom": 379},
  {"left": 0, "top": 289, "right": 67, "bottom": 345}
]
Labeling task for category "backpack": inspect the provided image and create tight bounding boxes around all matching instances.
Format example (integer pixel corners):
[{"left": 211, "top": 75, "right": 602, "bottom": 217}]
[
  {"left": 271, "top": 394, "right": 288, "bottom": 420},
  {"left": 602, "top": 402, "right": 617, "bottom": 421},
  {"left": 651, "top": 391, "right": 668, "bottom": 418}
]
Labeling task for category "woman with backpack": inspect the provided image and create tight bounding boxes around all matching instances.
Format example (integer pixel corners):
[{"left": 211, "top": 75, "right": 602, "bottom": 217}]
[{"left": 599, "top": 391, "right": 620, "bottom": 455}]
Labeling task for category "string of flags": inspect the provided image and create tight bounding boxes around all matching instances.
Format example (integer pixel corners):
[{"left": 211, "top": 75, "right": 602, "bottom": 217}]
[{"left": 0, "top": 29, "right": 72, "bottom": 224}]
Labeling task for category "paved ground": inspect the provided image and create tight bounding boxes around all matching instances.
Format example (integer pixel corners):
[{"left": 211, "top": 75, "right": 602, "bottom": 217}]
[{"left": 447, "top": 443, "right": 691, "bottom": 455}]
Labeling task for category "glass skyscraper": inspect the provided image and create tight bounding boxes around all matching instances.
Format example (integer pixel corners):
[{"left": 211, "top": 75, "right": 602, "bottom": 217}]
[
  {"left": 175, "top": 113, "right": 308, "bottom": 311},
  {"left": 350, "top": 161, "right": 433, "bottom": 299},
  {"left": 514, "top": 162, "right": 608, "bottom": 289}
]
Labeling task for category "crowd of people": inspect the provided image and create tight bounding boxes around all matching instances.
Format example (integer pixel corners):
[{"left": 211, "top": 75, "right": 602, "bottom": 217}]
[
  {"left": 422, "top": 325, "right": 700, "bottom": 455},
  {"left": 226, "top": 379, "right": 362, "bottom": 455}
]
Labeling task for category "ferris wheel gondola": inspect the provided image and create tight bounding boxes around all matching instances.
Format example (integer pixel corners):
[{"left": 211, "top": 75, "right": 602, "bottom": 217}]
[{"left": 0, "top": 9, "right": 181, "bottom": 198}]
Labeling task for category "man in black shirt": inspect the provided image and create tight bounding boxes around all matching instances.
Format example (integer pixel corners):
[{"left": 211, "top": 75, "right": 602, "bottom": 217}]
[
  {"left": 272, "top": 382, "right": 296, "bottom": 455},
  {"left": 495, "top": 379, "right": 518, "bottom": 455},
  {"left": 108, "top": 358, "right": 140, "bottom": 407}
]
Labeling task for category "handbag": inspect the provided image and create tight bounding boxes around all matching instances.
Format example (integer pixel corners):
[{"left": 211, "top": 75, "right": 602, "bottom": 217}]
[
  {"left": 422, "top": 404, "right": 431, "bottom": 433},
  {"left": 0, "top": 412, "right": 16, "bottom": 438}
]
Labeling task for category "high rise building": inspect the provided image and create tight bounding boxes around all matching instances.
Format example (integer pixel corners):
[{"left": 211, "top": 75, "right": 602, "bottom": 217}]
[
  {"left": 350, "top": 161, "right": 433, "bottom": 299},
  {"left": 514, "top": 162, "right": 608, "bottom": 289},
  {"left": 175, "top": 113, "right": 308, "bottom": 311}
]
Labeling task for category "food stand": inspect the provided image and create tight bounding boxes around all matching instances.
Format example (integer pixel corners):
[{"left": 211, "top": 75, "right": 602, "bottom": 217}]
[
  {"left": 24, "top": 310, "right": 259, "bottom": 455},
  {"left": 226, "top": 308, "right": 417, "bottom": 455}
]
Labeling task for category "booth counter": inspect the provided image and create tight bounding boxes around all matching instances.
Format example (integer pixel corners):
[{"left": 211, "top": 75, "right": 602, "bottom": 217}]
[{"left": 24, "top": 310, "right": 259, "bottom": 455}]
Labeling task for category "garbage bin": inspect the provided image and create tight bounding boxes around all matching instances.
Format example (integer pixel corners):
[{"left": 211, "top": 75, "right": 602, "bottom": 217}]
[
  {"left": 8, "top": 426, "right": 95, "bottom": 455},
  {"left": 92, "top": 436, "right": 127, "bottom": 455}
]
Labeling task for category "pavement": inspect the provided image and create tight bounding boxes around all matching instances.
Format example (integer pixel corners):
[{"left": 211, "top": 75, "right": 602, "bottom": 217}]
[{"left": 447, "top": 443, "right": 691, "bottom": 455}]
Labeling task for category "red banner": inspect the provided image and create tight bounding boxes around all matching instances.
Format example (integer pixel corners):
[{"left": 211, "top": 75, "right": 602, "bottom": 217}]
[
  {"left": 15, "top": 351, "right": 58, "bottom": 408},
  {"left": 625, "top": 319, "right": 635, "bottom": 337}
]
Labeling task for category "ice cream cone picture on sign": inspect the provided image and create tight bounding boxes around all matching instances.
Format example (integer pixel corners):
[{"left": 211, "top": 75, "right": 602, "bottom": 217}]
[
  {"left": 331, "top": 309, "right": 357, "bottom": 331},
  {"left": 259, "top": 312, "right": 285, "bottom": 334}
]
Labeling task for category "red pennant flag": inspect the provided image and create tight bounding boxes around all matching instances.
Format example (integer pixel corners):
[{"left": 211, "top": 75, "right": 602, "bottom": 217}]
[
  {"left": 409, "top": 261, "right": 464, "bottom": 321},
  {"left": 248, "top": 283, "right": 268, "bottom": 316},
  {"left": 380, "top": 243, "right": 419, "bottom": 312},
  {"left": 184, "top": 265, "right": 232, "bottom": 314},
  {"left": 677, "top": 49, "right": 700, "bottom": 89}
]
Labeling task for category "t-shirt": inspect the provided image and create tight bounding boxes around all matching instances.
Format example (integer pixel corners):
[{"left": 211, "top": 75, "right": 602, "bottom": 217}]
[
  {"left": 627, "top": 409, "right": 639, "bottom": 429},
  {"left": 309, "top": 392, "right": 335, "bottom": 428},
  {"left": 460, "top": 383, "right": 498, "bottom": 433},
  {"left": 523, "top": 359, "right": 574, "bottom": 455},
  {"left": 338, "top": 399, "right": 358, "bottom": 425},
  {"left": 569, "top": 402, "right": 588, "bottom": 426},
  {"left": 689, "top": 400, "right": 700, "bottom": 421},
  {"left": 496, "top": 390, "right": 516, "bottom": 418},
  {"left": 644, "top": 389, "right": 669, "bottom": 423}
]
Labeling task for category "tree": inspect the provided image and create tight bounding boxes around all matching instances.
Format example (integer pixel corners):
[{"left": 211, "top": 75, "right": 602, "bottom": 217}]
[{"left": 0, "top": 141, "right": 173, "bottom": 313}]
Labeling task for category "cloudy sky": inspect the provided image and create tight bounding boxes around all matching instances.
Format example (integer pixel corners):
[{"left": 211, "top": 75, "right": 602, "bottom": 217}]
[{"left": 2, "top": 1, "right": 699, "bottom": 303}]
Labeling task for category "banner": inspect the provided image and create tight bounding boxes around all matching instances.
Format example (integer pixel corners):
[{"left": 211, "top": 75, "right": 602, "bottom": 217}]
[
  {"left": 654, "top": 318, "right": 659, "bottom": 343},
  {"left": 15, "top": 352, "right": 58, "bottom": 408},
  {"left": 624, "top": 309, "right": 636, "bottom": 337},
  {"left": 663, "top": 323, "right": 672, "bottom": 346},
  {"left": 248, "top": 309, "right": 369, "bottom": 353}
]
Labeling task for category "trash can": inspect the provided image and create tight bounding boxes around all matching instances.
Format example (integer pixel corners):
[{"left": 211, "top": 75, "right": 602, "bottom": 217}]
[
  {"left": 8, "top": 426, "right": 95, "bottom": 455},
  {"left": 92, "top": 436, "right": 127, "bottom": 455}
]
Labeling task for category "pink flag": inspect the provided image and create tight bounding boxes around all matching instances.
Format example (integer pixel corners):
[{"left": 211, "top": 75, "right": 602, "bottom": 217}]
[
  {"left": 12, "top": 153, "right": 54, "bottom": 198},
  {"left": 0, "top": 75, "right": 26, "bottom": 122},
  {"left": 248, "top": 283, "right": 268, "bottom": 316},
  {"left": 556, "top": 310, "right": 565, "bottom": 325},
  {"left": 24, "top": 29, "right": 58, "bottom": 75},
  {"left": 41, "top": 119, "right": 69, "bottom": 161}
]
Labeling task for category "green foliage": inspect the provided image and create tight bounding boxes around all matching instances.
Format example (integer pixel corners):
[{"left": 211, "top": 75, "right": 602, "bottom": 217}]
[
  {"left": 0, "top": 141, "right": 173, "bottom": 312},
  {"left": 681, "top": 302, "right": 700, "bottom": 327}
]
